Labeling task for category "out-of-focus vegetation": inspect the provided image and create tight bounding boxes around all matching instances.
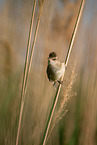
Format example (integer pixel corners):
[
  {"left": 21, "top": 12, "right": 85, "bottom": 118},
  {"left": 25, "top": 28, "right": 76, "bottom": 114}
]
[{"left": 0, "top": 0, "right": 97, "bottom": 145}]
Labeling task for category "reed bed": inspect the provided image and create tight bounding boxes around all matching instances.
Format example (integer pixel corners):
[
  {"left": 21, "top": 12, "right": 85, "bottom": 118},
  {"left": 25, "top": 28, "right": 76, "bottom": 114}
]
[{"left": 1, "top": 0, "right": 97, "bottom": 145}]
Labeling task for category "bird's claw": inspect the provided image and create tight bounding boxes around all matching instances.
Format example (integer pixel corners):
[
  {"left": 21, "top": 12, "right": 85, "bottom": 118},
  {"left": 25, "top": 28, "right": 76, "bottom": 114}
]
[
  {"left": 53, "top": 82, "right": 56, "bottom": 86},
  {"left": 57, "top": 80, "right": 63, "bottom": 84}
]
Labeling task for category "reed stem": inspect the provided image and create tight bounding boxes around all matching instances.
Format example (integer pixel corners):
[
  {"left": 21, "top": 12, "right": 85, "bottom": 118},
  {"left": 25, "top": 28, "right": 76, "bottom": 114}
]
[
  {"left": 42, "top": 0, "right": 85, "bottom": 145},
  {"left": 16, "top": 1, "right": 37, "bottom": 145}
]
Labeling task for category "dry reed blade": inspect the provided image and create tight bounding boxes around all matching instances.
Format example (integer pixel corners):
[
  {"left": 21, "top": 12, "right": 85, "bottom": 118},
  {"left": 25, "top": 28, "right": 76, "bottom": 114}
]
[
  {"left": 42, "top": 0, "right": 85, "bottom": 145},
  {"left": 15, "top": 0, "right": 36, "bottom": 145}
]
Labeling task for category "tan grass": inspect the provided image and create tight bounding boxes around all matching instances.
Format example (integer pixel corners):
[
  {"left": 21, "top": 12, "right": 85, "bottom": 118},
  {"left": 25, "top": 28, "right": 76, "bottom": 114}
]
[{"left": 79, "top": 17, "right": 97, "bottom": 145}]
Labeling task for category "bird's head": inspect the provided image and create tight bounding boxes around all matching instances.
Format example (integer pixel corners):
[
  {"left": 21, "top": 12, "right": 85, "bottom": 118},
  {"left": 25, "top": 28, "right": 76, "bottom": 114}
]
[{"left": 48, "top": 52, "right": 58, "bottom": 62}]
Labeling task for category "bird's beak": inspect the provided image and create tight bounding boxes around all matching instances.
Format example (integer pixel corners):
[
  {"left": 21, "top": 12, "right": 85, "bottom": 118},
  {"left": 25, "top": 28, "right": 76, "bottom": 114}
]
[{"left": 55, "top": 56, "right": 58, "bottom": 60}]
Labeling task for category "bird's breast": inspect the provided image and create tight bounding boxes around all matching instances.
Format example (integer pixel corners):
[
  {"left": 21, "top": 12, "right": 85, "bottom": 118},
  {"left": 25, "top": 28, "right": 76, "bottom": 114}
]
[{"left": 47, "top": 60, "right": 65, "bottom": 81}]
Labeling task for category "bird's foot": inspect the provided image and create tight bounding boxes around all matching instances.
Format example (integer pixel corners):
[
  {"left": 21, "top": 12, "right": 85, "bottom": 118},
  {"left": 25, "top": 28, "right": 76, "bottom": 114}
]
[
  {"left": 53, "top": 82, "right": 56, "bottom": 86},
  {"left": 57, "top": 80, "right": 63, "bottom": 84}
]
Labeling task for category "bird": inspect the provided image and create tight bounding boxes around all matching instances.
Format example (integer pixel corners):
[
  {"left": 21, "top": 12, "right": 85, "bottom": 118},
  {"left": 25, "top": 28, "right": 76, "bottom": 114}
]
[{"left": 46, "top": 52, "right": 65, "bottom": 86}]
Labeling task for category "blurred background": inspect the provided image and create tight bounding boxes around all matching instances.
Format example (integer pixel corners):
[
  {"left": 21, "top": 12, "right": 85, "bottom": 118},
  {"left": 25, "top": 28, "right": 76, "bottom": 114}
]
[{"left": 0, "top": 0, "right": 97, "bottom": 145}]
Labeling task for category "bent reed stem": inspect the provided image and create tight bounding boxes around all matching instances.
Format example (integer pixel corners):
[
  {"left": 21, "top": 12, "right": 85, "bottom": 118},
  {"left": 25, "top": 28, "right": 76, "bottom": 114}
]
[{"left": 42, "top": 0, "right": 85, "bottom": 145}]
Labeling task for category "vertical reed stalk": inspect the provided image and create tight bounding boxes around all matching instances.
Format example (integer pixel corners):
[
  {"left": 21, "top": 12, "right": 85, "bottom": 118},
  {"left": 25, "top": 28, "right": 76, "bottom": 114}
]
[
  {"left": 16, "top": 0, "right": 36, "bottom": 144},
  {"left": 23, "top": 0, "right": 45, "bottom": 93},
  {"left": 42, "top": 0, "right": 85, "bottom": 145},
  {"left": 21, "top": 0, "right": 36, "bottom": 101}
]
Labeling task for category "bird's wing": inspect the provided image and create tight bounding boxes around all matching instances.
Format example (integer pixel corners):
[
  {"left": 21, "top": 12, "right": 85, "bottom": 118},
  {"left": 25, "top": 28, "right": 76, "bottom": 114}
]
[{"left": 46, "top": 65, "right": 53, "bottom": 81}]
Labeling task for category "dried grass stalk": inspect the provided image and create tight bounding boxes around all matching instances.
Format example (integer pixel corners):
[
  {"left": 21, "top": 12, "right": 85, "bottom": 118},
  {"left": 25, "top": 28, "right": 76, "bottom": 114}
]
[{"left": 15, "top": 0, "right": 45, "bottom": 145}]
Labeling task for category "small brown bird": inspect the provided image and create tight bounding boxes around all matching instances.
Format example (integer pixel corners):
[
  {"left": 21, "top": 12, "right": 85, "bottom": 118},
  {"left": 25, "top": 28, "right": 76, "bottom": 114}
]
[{"left": 46, "top": 52, "right": 65, "bottom": 85}]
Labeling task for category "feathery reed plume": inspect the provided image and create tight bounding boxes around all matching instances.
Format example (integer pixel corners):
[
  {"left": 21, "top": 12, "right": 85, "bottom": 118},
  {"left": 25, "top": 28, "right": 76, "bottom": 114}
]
[
  {"left": 15, "top": 0, "right": 45, "bottom": 144},
  {"left": 47, "top": 59, "right": 77, "bottom": 141},
  {"left": 42, "top": 0, "right": 85, "bottom": 145}
]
